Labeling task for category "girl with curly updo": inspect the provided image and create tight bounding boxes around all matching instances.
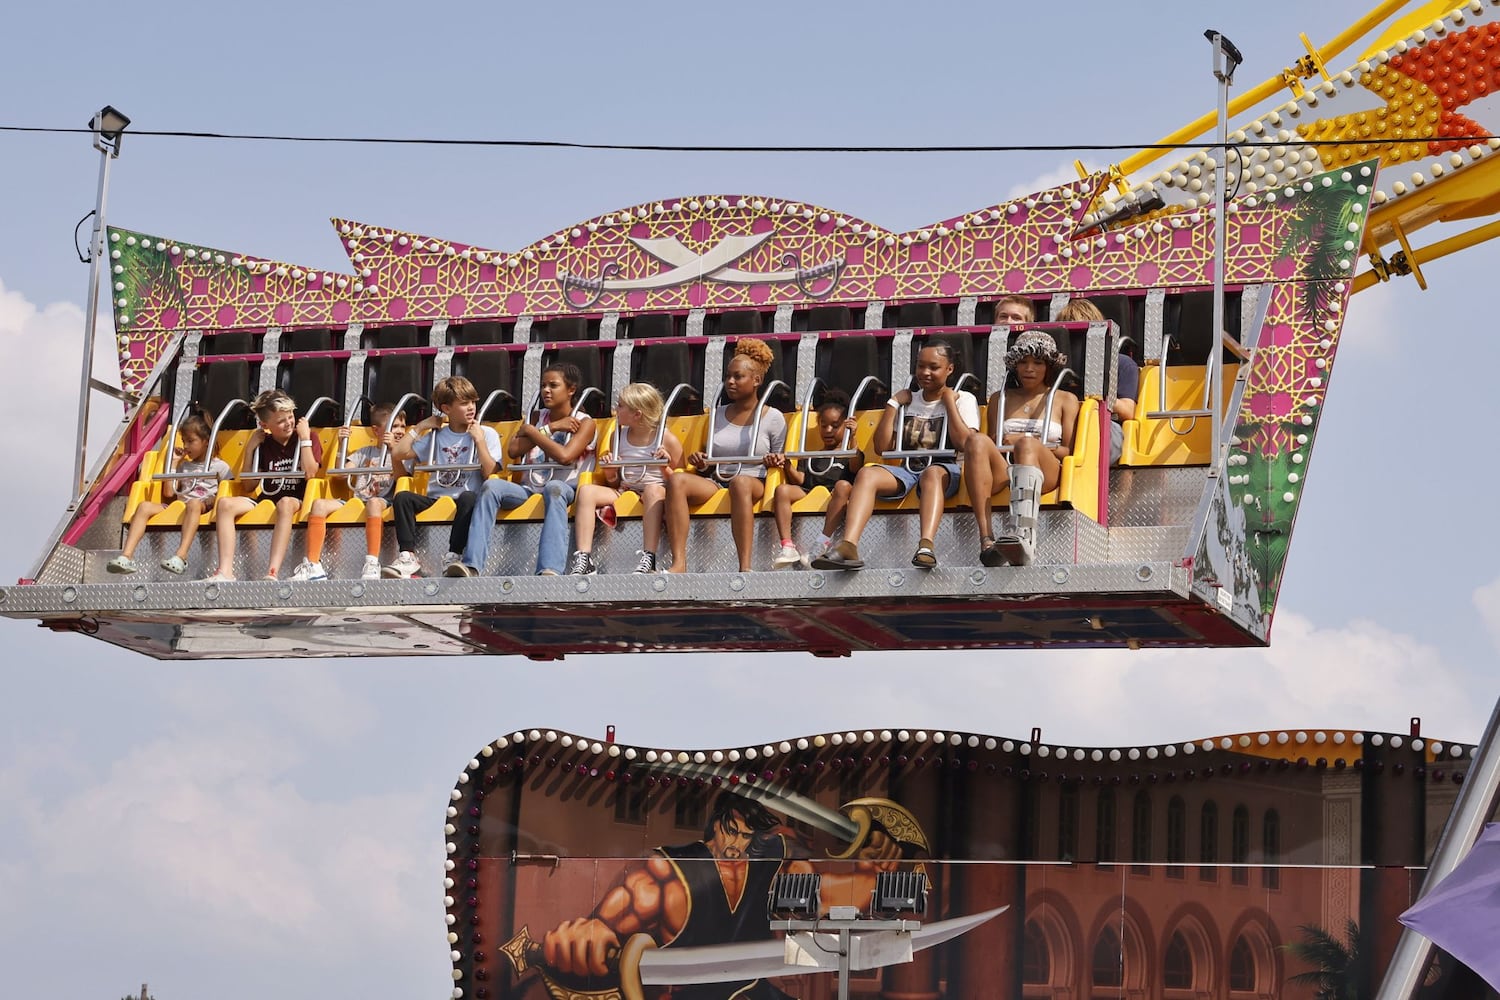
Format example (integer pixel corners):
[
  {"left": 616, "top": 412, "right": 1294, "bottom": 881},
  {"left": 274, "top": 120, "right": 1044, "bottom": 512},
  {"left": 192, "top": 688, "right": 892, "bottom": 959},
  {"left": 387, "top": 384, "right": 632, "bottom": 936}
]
[
  {"left": 963, "top": 330, "right": 1080, "bottom": 566},
  {"left": 665, "top": 338, "right": 787, "bottom": 573}
]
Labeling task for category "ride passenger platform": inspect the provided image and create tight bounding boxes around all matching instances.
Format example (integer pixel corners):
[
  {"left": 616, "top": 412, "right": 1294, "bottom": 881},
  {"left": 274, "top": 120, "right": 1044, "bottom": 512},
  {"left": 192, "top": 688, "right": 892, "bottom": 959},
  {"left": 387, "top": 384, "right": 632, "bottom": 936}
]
[{"left": 0, "top": 163, "right": 1371, "bottom": 658}]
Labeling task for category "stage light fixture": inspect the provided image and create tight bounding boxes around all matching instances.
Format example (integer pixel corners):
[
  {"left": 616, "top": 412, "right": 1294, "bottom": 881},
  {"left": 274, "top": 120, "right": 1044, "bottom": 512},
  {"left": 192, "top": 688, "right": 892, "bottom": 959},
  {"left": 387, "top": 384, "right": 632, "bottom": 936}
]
[
  {"left": 872, "top": 871, "right": 928, "bottom": 916},
  {"left": 767, "top": 872, "right": 821, "bottom": 917}
]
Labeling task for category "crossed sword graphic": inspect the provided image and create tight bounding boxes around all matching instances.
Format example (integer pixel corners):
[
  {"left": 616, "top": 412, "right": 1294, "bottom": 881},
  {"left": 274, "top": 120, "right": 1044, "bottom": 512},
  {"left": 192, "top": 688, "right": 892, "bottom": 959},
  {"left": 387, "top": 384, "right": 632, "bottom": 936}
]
[{"left": 557, "top": 232, "right": 846, "bottom": 309}]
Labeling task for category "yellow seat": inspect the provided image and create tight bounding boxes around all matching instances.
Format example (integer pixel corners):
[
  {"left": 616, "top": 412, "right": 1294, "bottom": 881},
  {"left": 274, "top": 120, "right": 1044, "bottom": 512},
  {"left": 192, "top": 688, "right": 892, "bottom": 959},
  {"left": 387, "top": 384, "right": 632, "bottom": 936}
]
[
  {"left": 1120, "top": 363, "right": 1239, "bottom": 466},
  {"left": 981, "top": 399, "right": 1102, "bottom": 522},
  {"left": 324, "top": 425, "right": 402, "bottom": 523},
  {"left": 668, "top": 409, "right": 786, "bottom": 516}
]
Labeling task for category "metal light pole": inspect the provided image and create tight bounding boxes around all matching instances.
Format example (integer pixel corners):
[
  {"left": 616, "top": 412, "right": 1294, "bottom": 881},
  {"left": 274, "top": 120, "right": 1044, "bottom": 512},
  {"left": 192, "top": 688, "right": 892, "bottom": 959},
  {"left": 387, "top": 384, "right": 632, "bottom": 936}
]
[
  {"left": 1374, "top": 691, "right": 1500, "bottom": 999},
  {"left": 1205, "top": 31, "right": 1242, "bottom": 476},
  {"left": 74, "top": 104, "right": 130, "bottom": 506}
]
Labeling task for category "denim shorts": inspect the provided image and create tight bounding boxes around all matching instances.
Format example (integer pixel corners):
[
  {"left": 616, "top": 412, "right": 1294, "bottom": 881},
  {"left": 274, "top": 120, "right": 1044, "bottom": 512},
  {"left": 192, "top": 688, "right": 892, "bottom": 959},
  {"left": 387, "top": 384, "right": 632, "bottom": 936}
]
[{"left": 884, "top": 461, "right": 962, "bottom": 500}]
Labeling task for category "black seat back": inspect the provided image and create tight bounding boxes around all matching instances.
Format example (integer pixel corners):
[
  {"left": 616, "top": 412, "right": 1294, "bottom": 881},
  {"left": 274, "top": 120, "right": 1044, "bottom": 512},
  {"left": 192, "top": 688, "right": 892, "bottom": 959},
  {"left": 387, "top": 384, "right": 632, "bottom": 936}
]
[
  {"left": 544, "top": 345, "right": 608, "bottom": 418},
  {"left": 369, "top": 325, "right": 425, "bottom": 407},
  {"left": 718, "top": 310, "right": 764, "bottom": 336},
  {"left": 543, "top": 316, "right": 590, "bottom": 343},
  {"left": 195, "top": 332, "right": 257, "bottom": 428},
  {"left": 896, "top": 302, "right": 945, "bottom": 328},
  {"left": 818, "top": 334, "right": 885, "bottom": 408},
  {"left": 277, "top": 329, "right": 339, "bottom": 425},
  {"left": 1166, "top": 290, "right": 1242, "bottom": 364},
  {"left": 634, "top": 341, "right": 702, "bottom": 416},
  {"left": 454, "top": 323, "right": 516, "bottom": 418},
  {"left": 804, "top": 306, "right": 853, "bottom": 331},
  {"left": 629, "top": 314, "right": 677, "bottom": 338}
]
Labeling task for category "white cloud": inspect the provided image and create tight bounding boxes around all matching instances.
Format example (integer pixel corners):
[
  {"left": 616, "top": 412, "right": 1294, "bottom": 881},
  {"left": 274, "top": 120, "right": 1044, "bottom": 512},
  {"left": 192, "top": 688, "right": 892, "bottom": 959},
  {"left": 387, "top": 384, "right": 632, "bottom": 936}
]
[
  {"left": 1006, "top": 159, "right": 1100, "bottom": 201},
  {"left": 685, "top": 609, "right": 1486, "bottom": 748},
  {"left": 0, "top": 696, "right": 443, "bottom": 992},
  {"left": 0, "top": 278, "right": 123, "bottom": 576},
  {"left": 1474, "top": 575, "right": 1500, "bottom": 652}
]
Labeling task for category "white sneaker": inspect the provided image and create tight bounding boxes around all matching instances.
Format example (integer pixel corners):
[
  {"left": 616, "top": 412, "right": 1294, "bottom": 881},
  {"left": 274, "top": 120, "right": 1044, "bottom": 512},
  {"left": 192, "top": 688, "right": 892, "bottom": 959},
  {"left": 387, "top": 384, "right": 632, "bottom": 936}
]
[
  {"left": 361, "top": 555, "right": 382, "bottom": 580},
  {"left": 202, "top": 569, "right": 236, "bottom": 583},
  {"left": 772, "top": 543, "right": 803, "bottom": 570},
  {"left": 382, "top": 551, "right": 422, "bottom": 579},
  {"left": 289, "top": 558, "right": 328, "bottom": 582}
]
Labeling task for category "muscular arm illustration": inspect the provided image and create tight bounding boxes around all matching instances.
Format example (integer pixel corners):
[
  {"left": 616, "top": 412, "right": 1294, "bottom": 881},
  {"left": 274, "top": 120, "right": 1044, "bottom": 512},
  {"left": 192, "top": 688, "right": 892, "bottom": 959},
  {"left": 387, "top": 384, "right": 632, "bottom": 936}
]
[{"left": 541, "top": 856, "right": 686, "bottom": 977}]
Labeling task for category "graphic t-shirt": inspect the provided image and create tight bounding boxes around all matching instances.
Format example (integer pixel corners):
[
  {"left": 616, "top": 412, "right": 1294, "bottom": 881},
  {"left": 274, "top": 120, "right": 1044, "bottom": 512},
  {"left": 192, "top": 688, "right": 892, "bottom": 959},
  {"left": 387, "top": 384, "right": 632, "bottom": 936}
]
[
  {"left": 347, "top": 443, "right": 402, "bottom": 502},
  {"left": 899, "top": 391, "right": 979, "bottom": 469},
  {"left": 175, "top": 457, "right": 231, "bottom": 502},
  {"left": 422, "top": 425, "right": 502, "bottom": 499},
  {"left": 258, "top": 435, "right": 323, "bottom": 501}
]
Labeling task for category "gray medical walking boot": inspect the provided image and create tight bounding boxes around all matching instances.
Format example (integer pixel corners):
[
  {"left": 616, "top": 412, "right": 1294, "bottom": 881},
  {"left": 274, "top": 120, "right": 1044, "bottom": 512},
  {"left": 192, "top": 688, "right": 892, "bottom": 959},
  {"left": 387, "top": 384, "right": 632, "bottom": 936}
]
[{"left": 996, "top": 464, "right": 1044, "bottom": 567}]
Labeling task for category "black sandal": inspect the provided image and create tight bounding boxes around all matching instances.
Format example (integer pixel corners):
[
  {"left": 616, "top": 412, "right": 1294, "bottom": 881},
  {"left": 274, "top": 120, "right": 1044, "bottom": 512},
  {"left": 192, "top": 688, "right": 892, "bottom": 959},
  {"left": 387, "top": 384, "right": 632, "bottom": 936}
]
[{"left": 979, "top": 536, "right": 1007, "bottom": 567}]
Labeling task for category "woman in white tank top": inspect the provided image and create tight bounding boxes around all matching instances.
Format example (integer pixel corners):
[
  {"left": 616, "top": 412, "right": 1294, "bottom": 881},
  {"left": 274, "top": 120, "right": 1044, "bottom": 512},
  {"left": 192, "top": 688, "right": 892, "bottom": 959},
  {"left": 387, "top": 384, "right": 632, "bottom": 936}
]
[{"left": 963, "top": 329, "right": 1080, "bottom": 567}]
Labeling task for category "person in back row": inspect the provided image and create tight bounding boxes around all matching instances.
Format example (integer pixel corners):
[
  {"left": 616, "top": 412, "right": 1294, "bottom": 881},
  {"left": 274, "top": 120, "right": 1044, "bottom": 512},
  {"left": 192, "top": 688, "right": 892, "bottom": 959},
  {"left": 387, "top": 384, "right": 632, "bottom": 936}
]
[
  {"left": 383, "top": 376, "right": 501, "bottom": 579},
  {"left": 964, "top": 331, "right": 1080, "bottom": 567},
  {"left": 457, "top": 361, "right": 596, "bottom": 577},
  {"left": 204, "top": 389, "right": 323, "bottom": 582},
  {"left": 290, "top": 401, "right": 410, "bottom": 582},
  {"left": 813, "top": 340, "right": 979, "bottom": 571},
  {"left": 108, "top": 408, "right": 230, "bottom": 576},
  {"left": 664, "top": 339, "right": 786, "bottom": 573},
  {"left": 1053, "top": 297, "right": 1138, "bottom": 464},
  {"left": 994, "top": 293, "right": 1035, "bottom": 326}
]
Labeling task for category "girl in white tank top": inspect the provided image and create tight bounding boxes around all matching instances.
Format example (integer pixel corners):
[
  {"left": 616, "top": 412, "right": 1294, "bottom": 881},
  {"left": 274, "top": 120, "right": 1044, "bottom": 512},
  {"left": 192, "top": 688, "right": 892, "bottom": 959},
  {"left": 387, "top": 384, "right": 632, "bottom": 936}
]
[{"left": 567, "top": 383, "right": 684, "bottom": 575}]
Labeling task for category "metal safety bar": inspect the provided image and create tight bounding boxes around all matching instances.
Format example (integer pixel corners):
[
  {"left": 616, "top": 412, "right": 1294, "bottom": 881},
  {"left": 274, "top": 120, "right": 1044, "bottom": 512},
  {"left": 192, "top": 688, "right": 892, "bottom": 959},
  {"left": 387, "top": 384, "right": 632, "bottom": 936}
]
[
  {"left": 782, "top": 376, "right": 882, "bottom": 476},
  {"left": 702, "top": 379, "right": 790, "bottom": 479},
  {"left": 1146, "top": 335, "right": 1215, "bottom": 432},
  {"left": 596, "top": 382, "right": 697, "bottom": 485},
  {"left": 990, "top": 368, "right": 1075, "bottom": 456},
  {"left": 236, "top": 395, "right": 338, "bottom": 482},
  {"left": 881, "top": 372, "right": 981, "bottom": 469},
  {"left": 506, "top": 385, "right": 605, "bottom": 475},
  {"left": 153, "top": 402, "right": 222, "bottom": 483}
]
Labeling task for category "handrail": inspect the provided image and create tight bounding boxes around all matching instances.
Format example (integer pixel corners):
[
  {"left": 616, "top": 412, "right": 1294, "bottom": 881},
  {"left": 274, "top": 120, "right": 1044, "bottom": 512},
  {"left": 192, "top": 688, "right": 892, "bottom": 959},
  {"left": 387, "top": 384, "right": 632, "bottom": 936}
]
[
  {"left": 702, "top": 379, "right": 789, "bottom": 479},
  {"left": 882, "top": 372, "right": 981, "bottom": 469},
  {"left": 205, "top": 399, "right": 256, "bottom": 480},
  {"left": 1146, "top": 335, "right": 1214, "bottom": 435},
  {"left": 237, "top": 395, "right": 338, "bottom": 482},
  {"left": 153, "top": 402, "right": 217, "bottom": 483},
  {"left": 991, "top": 368, "right": 1074, "bottom": 455},
  {"left": 506, "top": 387, "right": 604, "bottom": 474},
  {"left": 328, "top": 394, "right": 378, "bottom": 475},
  {"left": 596, "top": 382, "right": 698, "bottom": 485},
  {"left": 784, "top": 377, "right": 858, "bottom": 475},
  {"left": 477, "top": 388, "right": 516, "bottom": 423}
]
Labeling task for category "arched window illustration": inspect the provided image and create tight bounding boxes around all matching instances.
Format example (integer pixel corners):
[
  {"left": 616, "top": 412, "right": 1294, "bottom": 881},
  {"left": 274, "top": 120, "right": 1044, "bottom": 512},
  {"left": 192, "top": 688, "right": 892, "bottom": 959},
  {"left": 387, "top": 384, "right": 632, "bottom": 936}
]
[
  {"left": 1231, "top": 804, "right": 1250, "bottom": 885},
  {"left": 1199, "top": 800, "right": 1219, "bottom": 881}
]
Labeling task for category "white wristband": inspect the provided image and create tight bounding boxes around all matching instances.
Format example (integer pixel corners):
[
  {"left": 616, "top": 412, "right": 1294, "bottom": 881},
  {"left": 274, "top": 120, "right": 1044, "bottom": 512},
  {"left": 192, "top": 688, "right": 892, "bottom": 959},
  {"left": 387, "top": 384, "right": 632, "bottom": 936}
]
[
  {"left": 298, "top": 439, "right": 314, "bottom": 448},
  {"left": 886, "top": 398, "right": 900, "bottom": 408}
]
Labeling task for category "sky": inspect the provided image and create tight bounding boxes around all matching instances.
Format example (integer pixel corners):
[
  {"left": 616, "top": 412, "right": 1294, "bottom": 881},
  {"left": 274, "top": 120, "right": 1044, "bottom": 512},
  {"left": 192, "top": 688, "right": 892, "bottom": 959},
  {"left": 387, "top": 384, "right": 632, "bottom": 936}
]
[{"left": 2, "top": 2, "right": 1499, "bottom": 998}]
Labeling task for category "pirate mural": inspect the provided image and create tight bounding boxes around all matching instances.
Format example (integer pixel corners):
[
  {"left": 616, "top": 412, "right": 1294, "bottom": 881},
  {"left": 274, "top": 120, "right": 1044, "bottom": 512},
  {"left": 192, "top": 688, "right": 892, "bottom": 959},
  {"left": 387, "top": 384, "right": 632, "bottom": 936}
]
[
  {"left": 452, "top": 727, "right": 1481, "bottom": 1000},
  {"left": 500, "top": 791, "right": 975, "bottom": 1000}
]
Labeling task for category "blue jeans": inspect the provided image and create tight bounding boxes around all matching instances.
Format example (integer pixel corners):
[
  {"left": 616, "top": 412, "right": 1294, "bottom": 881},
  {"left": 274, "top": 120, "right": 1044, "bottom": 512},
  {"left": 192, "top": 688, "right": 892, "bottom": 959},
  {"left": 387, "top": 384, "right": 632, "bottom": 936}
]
[{"left": 463, "top": 478, "right": 576, "bottom": 574}]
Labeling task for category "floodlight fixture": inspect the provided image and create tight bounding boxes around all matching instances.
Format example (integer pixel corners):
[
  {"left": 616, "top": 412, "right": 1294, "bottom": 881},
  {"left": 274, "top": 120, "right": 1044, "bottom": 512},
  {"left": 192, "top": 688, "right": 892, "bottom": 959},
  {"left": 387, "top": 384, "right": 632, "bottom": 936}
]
[
  {"left": 872, "top": 871, "right": 928, "bottom": 916},
  {"left": 1204, "top": 30, "right": 1243, "bottom": 85},
  {"left": 767, "top": 872, "right": 821, "bottom": 918}
]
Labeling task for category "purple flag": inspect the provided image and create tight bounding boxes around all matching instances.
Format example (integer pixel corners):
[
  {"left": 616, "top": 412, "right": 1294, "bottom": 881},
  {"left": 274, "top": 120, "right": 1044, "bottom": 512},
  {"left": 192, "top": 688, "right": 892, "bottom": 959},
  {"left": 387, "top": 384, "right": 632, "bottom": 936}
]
[{"left": 1399, "top": 823, "right": 1500, "bottom": 991}]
